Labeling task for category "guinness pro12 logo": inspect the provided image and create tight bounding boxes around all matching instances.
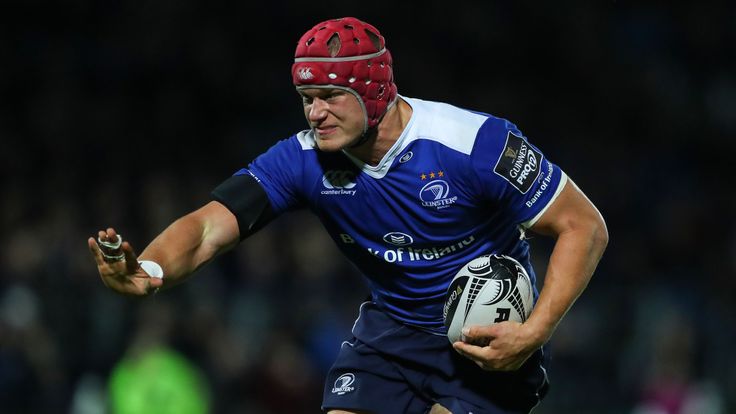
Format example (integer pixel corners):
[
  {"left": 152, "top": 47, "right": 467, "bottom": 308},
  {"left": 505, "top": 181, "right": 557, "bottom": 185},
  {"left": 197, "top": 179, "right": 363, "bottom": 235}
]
[{"left": 493, "top": 131, "right": 543, "bottom": 194}]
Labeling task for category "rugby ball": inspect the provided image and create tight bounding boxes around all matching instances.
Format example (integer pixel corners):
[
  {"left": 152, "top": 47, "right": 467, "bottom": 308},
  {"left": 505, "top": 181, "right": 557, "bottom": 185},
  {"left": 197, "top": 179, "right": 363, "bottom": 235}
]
[{"left": 443, "top": 254, "right": 534, "bottom": 344}]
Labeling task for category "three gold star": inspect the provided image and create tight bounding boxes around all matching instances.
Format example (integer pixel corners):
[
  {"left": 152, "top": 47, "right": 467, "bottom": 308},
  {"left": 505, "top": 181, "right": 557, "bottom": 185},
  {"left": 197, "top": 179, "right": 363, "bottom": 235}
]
[{"left": 420, "top": 171, "right": 444, "bottom": 180}]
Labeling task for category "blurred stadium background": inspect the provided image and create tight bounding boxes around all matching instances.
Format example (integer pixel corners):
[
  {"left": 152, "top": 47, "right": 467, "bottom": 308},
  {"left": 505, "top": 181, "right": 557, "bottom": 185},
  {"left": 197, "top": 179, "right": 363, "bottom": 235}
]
[{"left": 1, "top": 1, "right": 735, "bottom": 413}]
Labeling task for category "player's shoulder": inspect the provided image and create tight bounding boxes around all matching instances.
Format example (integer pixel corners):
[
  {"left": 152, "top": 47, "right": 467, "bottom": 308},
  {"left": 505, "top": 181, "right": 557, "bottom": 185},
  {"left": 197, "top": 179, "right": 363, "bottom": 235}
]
[
  {"left": 250, "top": 130, "right": 321, "bottom": 175},
  {"left": 268, "top": 129, "right": 316, "bottom": 152},
  {"left": 256, "top": 129, "right": 319, "bottom": 159},
  {"left": 255, "top": 129, "right": 353, "bottom": 178},
  {"left": 403, "top": 96, "right": 519, "bottom": 157},
  {"left": 293, "top": 129, "right": 318, "bottom": 151}
]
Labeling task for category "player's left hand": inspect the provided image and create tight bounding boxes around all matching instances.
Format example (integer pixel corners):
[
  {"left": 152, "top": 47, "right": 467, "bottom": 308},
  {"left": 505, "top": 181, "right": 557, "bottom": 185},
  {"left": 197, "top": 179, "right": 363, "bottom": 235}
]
[{"left": 452, "top": 321, "right": 542, "bottom": 371}]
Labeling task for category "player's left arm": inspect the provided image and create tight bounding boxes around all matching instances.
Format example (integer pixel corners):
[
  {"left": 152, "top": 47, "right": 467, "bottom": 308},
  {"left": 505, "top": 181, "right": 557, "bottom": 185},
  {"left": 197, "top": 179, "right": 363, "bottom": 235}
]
[{"left": 455, "top": 178, "right": 608, "bottom": 370}]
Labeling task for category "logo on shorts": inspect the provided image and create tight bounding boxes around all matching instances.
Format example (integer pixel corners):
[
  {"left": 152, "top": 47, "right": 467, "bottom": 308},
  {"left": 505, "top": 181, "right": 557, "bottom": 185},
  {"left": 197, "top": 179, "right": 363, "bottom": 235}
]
[
  {"left": 331, "top": 373, "right": 356, "bottom": 395},
  {"left": 419, "top": 180, "right": 457, "bottom": 209}
]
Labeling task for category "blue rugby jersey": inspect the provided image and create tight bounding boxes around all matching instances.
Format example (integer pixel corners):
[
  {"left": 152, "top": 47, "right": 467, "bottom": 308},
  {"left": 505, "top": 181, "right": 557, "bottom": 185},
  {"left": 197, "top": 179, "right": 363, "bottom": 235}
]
[{"left": 236, "top": 96, "right": 567, "bottom": 334}]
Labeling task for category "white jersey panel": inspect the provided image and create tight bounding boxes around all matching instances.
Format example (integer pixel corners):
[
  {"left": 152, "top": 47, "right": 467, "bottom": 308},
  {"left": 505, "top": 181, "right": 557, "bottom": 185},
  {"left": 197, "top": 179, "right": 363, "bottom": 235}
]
[{"left": 342, "top": 96, "right": 489, "bottom": 179}]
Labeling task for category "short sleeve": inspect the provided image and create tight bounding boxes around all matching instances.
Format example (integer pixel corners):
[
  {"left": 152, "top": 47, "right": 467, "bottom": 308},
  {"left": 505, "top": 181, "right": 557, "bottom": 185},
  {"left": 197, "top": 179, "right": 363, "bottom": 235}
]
[
  {"left": 471, "top": 117, "right": 567, "bottom": 229},
  {"left": 236, "top": 136, "right": 307, "bottom": 214}
]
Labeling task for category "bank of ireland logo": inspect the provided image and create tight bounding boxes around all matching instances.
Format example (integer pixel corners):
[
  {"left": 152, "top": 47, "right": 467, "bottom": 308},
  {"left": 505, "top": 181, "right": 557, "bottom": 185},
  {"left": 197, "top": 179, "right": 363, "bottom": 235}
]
[
  {"left": 331, "top": 373, "right": 356, "bottom": 395},
  {"left": 321, "top": 170, "right": 357, "bottom": 196},
  {"left": 383, "top": 232, "right": 414, "bottom": 246},
  {"left": 419, "top": 180, "right": 457, "bottom": 209}
]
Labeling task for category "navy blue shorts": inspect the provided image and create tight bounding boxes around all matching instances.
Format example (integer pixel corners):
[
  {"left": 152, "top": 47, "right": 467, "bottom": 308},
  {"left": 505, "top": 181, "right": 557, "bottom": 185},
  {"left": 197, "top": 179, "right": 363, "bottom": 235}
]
[{"left": 322, "top": 302, "right": 550, "bottom": 414}]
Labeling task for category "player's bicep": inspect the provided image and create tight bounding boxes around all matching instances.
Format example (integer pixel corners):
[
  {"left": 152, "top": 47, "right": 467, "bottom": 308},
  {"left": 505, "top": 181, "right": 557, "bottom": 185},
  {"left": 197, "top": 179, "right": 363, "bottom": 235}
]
[
  {"left": 528, "top": 179, "right": 605, "bottom": 238},
  {"left": 190, "top": 200, "right": 242, "bottom": 253}
]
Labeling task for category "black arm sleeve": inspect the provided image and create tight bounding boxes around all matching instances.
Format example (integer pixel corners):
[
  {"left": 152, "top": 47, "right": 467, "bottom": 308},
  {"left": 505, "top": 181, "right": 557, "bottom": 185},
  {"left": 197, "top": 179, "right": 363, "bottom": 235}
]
[{"left": 211, "top": 174, "right": 276, "bottom": 240}]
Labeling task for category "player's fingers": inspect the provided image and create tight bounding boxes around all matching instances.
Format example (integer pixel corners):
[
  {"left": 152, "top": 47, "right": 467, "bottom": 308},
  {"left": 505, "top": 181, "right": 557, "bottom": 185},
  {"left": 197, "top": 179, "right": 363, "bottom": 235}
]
[
  {"left": 453, "top": 343, "right": 489, "bottom": 370},
  {"left": 465, "top": 324, "right": 498, "bottom": 337},
  {"left": 453, "top": 341, "right": 484, "bottom": 359},
  {"left": 143, "top": 276, "right": 163, "bottom": 297},
  {"left": 88, "top": 237, "right": 105, "bottom": 265},
  {"left": 96, "top": 228, "right": 119, "bottom": 245},
  {"left": 96, "top": 229, "right": 125, "bottom": 262},
  {"left": 135, "top": 271, "right": 163, "bottom": 296},
  {"left": 122, "top": 242, "right": 139, "bottom": 274},
  {"left": 99, "top": 229, "right": 121, "bottom": 247},
  {"left": 147, "top": 276, "right": 163, "bottom": 288},
  {"left": 454, "top": 342, "right": 507, "bottom": 370},
  {"left": 461, "top": 325, "right": 497, "bottom": 345},
  {"left": 106, "top": 227, "right": 119, "bottom": 241}
]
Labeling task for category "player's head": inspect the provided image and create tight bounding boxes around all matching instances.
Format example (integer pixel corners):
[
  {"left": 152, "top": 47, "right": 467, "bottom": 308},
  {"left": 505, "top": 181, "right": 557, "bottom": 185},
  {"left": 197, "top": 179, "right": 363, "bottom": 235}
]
[{"left": 292, "top": 17, "right": 398, "bottom": 136}]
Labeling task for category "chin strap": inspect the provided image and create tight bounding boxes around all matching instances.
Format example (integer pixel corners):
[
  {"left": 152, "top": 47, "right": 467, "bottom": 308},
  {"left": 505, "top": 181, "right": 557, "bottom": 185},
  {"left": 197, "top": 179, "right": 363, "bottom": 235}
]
[
  {"left": 346, "top": 95, "right": 399, "bottom": 149},
  {"left": 347, "top": 126, "right": 377, "bottom": 149}
]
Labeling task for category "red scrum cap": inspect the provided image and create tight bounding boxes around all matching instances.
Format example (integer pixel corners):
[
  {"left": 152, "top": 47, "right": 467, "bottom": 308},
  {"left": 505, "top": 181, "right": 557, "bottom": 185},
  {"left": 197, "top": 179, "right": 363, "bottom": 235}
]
[{"left": 292, "top": 17, "right": 398, "bottom": 132}]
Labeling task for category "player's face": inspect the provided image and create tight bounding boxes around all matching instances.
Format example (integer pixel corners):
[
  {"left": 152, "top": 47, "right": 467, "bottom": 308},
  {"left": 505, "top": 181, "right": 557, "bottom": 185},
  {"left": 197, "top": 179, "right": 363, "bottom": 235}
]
[{"left": 300, "top": 88, "right": 365, "bottom": 152}]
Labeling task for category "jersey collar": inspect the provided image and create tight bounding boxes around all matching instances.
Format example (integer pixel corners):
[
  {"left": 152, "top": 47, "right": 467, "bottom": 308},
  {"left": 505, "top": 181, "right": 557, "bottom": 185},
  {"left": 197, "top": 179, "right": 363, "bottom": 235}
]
[{"left": 342, "top": 95, "right": 418, "bottom": 179}]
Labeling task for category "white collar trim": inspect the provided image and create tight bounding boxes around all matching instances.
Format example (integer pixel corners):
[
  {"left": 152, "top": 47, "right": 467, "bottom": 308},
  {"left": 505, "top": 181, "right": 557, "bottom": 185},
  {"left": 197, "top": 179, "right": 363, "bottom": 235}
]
[{"left": 341, "top": 95, "right": 418, "bottom": 179}]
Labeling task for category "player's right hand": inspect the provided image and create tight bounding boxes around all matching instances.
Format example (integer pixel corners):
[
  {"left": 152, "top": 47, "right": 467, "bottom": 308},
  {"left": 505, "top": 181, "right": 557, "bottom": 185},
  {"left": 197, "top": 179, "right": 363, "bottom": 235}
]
[{"left": 88, "top": 228, "right": 163, "bottom": 296}]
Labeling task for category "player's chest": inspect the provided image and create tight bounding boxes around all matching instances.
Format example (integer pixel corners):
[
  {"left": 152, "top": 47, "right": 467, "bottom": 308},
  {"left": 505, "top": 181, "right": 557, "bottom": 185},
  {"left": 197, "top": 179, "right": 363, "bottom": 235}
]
[{"left": 305, "top": 156, "right": 481, "bottom": 236}]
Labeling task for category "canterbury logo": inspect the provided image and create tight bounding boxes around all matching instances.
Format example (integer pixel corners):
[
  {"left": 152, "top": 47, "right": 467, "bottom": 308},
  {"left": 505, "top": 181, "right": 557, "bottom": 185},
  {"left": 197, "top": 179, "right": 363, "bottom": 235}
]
[
  {"left": 297, "top": 67, "right": 314, "bottom": 80},
  {"left": 322, "top": 170, "right": 357, "bottom": 189}
]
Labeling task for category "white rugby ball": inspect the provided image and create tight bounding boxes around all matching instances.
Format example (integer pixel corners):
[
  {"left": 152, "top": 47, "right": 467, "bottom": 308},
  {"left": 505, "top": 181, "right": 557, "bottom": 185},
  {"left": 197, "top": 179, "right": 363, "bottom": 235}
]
[{"left": 443, "top": 254, "right": 534, "bottom": 344}]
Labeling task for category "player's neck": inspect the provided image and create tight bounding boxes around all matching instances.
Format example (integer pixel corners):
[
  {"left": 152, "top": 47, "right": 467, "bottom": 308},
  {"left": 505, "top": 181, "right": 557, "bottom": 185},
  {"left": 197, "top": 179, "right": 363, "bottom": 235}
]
[{"left": 346, "top": 98, "right": 412, "bottom": 166}]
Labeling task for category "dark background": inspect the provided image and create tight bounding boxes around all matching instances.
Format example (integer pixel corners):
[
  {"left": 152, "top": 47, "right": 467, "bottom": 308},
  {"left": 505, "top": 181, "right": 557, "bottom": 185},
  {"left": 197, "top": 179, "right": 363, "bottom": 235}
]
[{"left": 1, "top": 1, "right": 735, "bottom": 413}]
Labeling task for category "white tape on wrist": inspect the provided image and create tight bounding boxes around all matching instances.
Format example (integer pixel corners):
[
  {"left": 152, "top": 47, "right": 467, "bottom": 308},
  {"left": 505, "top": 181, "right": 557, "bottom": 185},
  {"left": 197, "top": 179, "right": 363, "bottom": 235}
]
[{"left": 138, "top": 260, "right": 164, "bottom": 279}]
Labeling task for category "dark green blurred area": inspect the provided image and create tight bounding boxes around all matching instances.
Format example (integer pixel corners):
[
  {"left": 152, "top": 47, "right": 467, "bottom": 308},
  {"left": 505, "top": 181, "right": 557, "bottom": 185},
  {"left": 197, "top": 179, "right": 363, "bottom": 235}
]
[{"left": 1, "top": 1, "right": 734, "bottom": 413}]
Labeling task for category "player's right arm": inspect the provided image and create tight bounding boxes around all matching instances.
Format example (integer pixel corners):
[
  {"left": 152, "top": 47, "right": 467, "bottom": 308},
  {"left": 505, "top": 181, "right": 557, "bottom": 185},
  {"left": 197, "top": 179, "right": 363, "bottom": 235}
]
[
  {"left": 90, "top": 164, "right": 283, "bottom": 296},
  {"left": 88, "top": 200, "right": 241, "bottom": 296},
  {"left": 89, "top": 136, "right": 304, "bottom": 296},
  {"left": 139, "top": 200, "right": 242, "bottom": 287}
]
